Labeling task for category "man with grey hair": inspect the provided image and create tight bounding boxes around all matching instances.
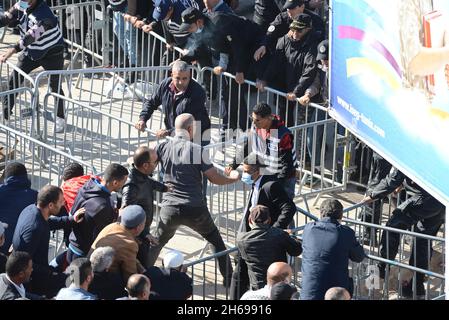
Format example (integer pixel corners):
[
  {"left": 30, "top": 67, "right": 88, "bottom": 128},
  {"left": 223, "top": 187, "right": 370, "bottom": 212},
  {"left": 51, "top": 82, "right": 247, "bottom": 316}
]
[
  {"left": 135, "top": 60, "right": 211, "bottom": 143},
  {"left": 89, "top": 246, "right": 126, "bottom": 300},
  {"left": 147, "top": 113, "right": 239, "bottom": 287}
]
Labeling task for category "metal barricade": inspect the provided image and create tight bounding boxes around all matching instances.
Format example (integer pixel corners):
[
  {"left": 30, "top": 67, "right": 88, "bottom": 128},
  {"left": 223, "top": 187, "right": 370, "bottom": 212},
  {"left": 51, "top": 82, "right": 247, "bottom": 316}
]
[
  {"left": 342, "top": 203, "right": 445, "bottom": 300},
  {"left": 0, "top": 85, "right": 36, "bottom": 135},
  {"left": 184, "top": 203, "right": 445, "bottom": 300},
  {"left": 0, "top": 122, "right": 97, "bottom": 258},
  {"left": 105, "top": 7, "right": 185, "bottom": 70},
  {"left": 50, "top": 0, "right": 108, "bottom": 69}
]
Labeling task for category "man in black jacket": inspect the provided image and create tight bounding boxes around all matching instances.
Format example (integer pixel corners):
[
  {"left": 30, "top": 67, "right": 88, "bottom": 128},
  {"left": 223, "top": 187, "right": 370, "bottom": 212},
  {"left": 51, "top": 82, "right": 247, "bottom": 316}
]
[
  {"left": 230, "top": 153, "right": 296, "bottom": 299},
  {"left": 362, "top": 168, "right": 445, "bottom": 297},
  {"left": 253, "top": 0, "right": 325, "bottom": 61},
  {"left": 121, "top": 146, "right": 173, "bottom": 267},
  {"left": 257, "top": 15, "right": 318, "bottom": 127},
  {"left": 68, "top": 163, "right": 128, "bottom": 264},
  {"left": 0, "top": 251, "right": 42, "bottom": 300},
  {"left": 240, "top": 153, "right": 296, "bottom": 232},
  {"left": 135, "top": 60, "right": 211, "bottom": 141},
  {"left": 253, "top": 0, "right": 284, "bottom": 32},
  {"left": 237, "top": 205, "right": 302, "bottom": 291}
]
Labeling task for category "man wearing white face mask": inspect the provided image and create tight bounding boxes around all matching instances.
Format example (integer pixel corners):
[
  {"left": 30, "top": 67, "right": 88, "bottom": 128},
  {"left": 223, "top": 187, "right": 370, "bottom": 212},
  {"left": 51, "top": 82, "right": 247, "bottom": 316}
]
[{"left": 230, "top": 153, "right": 296, "bottom": 299}]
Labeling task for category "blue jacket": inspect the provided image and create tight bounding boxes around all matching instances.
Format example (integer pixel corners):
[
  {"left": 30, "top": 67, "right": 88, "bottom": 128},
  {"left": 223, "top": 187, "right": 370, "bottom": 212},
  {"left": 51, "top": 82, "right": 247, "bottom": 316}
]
[
  {"left": 140, "top": 77, "right": 210, "bottom": 134},
  {"left": 300, "top": 217, "right": 365, "bottom": 300},
  {"left": 0, "top": 175, "right": 38, "bottom": 254},
  {"left": 12, "top": 204, "right": 75, "bottom": 271}
]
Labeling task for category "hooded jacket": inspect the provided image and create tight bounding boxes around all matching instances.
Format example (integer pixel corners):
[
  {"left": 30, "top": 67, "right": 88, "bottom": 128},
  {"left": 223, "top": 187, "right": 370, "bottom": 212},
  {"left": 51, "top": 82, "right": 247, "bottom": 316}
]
[
  {"left": 0, "top": 175, "right": 38, "bottom": 254},
  {"left": 68, "top": 178, "right": 115, "bottom": 256}
]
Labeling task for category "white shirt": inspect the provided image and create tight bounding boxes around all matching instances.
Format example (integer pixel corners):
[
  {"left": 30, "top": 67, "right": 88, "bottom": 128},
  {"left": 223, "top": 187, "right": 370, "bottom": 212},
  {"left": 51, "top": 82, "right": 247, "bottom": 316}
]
[
  {"left": 240, "top": 285, "right": 271, "bottom": 300},
  {"left": 5, "top": 274, "right": 26, "bottom": 298},
  {"left": 250, "top": 176, "right": 263, "bottom": 211}
]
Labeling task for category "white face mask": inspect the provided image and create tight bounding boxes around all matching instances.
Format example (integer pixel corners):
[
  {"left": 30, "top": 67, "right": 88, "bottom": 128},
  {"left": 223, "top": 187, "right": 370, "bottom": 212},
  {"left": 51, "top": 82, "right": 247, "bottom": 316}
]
[
  {"left": 18, "top": 0, "right": 29, "bottom": 10},
  {"left": 195, "top": 26, "right": 203, "bottom": 34},
  {"left": 319, "top": 64, "right": 329, "bottom": 72}
]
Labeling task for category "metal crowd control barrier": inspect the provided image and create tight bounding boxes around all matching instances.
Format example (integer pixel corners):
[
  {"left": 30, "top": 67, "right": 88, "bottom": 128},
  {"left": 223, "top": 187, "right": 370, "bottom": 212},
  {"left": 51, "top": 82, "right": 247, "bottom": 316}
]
[
  {"left": 0, "top": 86, "right": 35, "bottom": 136},
  {"left": 0, "top": 122, "right": 98, "bottom": 258},
  {"left": 106, "top": 7, "right": 185, "bottom": 70},
  {"left": 30, "top": 65, "right": 349, "bottom": 249},
  {"left": 48, "top": 0, "right": 108, "bottom": 69},
  {"left": 184, "top": 203, "right": 445, "bottom": 300},
  {"left": 0, "top": 1, "right": 108, "bottom": 68},
  {"left": 342, "top": 203, "right": 446, "bottom": 300}
]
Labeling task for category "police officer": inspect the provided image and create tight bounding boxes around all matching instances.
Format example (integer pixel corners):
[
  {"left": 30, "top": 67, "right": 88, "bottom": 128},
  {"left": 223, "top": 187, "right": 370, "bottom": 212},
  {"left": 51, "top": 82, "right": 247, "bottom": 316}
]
[
  {"left": 362, "top": 169, "right": 445, "bottom": 298},
  {"left": 253, "top": 0, "right": 325, "bottom": 62},
  {"left": 252, "top": 0, "right": 284, "bottom": 32},
  {"left": 257, "top": 15, "right": 318, "bottom": 127},
  {"left": 0, "top": 0, "right": 66, "bottom": 132}
]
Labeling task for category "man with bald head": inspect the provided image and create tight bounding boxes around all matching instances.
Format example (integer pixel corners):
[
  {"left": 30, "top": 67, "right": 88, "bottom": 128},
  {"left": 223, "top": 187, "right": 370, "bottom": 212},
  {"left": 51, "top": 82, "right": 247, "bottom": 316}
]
[
  {"left": 240, "top": 261, "right": 293, "bottom": 300},
  {"left": 147, "top": 113, "right": 239, "bottom": 287},
  {"left": 117, "top": 274, "right": 151, "bottom": 300},
  {"left": 121, "top": 146, "right": 174, "bottom": 268},
  {"left": 324, "top": 287, "right": 351, "bottom": 300}
]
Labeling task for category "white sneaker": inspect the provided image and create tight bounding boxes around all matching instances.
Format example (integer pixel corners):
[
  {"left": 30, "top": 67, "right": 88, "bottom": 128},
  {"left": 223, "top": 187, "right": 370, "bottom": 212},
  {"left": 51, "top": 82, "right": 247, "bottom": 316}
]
[{"left": 55, "top": 117, "right": 65, "bottom": 133}]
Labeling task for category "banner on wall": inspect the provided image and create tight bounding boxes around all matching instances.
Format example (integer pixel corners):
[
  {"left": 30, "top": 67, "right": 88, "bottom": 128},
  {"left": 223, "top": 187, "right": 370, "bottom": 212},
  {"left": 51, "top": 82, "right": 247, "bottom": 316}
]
[{"left": 330, "top": 0, "right": 449, "bottom": 204}]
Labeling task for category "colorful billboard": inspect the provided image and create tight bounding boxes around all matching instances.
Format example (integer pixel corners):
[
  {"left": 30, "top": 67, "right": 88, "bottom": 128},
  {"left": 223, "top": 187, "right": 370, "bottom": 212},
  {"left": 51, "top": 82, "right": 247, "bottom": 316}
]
[{"left": 330, "top": 0, "right": 449, "bottom": 204}]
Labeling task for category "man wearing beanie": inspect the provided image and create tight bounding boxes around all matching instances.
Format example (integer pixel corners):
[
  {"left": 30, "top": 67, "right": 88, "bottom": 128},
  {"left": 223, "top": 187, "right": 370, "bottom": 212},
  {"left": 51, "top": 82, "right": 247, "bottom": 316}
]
[{"left": 89, "top": 205, "right": 147, "bottom": 283}]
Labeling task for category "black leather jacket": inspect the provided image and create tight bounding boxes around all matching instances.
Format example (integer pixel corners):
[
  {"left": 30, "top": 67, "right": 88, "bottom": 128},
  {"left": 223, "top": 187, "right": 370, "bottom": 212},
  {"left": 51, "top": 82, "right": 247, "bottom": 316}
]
[{"left": 121, "top": 165, "right": 167, "bottom": 232}]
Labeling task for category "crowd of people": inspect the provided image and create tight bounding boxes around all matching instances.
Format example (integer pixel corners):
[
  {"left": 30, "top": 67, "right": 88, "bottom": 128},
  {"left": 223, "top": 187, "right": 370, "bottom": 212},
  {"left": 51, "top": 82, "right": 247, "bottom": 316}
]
[{"left": 0, "top": 0, "right": 446, "bottom": 301}]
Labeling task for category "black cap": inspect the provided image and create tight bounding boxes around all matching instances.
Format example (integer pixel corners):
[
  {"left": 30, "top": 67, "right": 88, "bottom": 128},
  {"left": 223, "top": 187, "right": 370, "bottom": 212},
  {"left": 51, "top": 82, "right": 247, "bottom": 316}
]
[
  {"left": 316, "top": 39, "right": 329, "bottom": 60},
  {"left": 289, "top": 13, "right": 312, "bottom": 31},
  {"left": 249, "top": 205, "right": 271, "bottom": 224},
  {"left": 179, "top": 7, "right": 203, "bottom": 33},
  {"left": 270, "top": 282, "right": 298, "bottom": 300},
  {"left": 283, "top": 0, "right": 305, "bottom": 10}
]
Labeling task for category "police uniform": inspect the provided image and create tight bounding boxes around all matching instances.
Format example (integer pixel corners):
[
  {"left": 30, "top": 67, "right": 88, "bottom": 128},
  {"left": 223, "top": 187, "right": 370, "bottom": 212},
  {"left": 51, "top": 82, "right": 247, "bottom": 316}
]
[
  {"left": 261, "top": 15, "right": 318, "bottom": 127},
  {"left": 262, "top": 0, "right": 325, "bottom": 54},
  {"left": 1, "top": 0, "right": 65, "bottom": 120},
  {"left": 253, "top": 0, "right": 284, "bottom": 32},
  {"left": 369, "top": 168, "right": 445, "bottom": 294}
]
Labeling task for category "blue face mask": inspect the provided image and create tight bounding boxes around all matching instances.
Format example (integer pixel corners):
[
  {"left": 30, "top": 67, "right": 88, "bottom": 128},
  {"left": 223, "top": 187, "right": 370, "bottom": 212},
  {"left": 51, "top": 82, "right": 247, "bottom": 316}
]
[
  {"left": 241, "top": 172, "right": 254, "bottom": 186},
  {"left": 19, "top": 0, "right": 29, "bottom": 10},
  {"left": 195, "top": 27, "right": 203, "bottom": 34}
]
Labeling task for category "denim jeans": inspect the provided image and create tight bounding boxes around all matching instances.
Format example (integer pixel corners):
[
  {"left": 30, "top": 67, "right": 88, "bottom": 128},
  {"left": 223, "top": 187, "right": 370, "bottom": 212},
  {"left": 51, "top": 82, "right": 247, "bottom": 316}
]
[
  {"left": 113, "top": 9, "right": 137, "bottom": 66},
  {"left": 146, "top": 205, "right": 233, "bottom": 280}
]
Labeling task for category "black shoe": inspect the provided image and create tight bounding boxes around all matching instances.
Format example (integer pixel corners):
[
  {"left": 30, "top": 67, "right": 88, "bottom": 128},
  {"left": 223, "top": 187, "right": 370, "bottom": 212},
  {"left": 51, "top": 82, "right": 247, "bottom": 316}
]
[
  {"left": 3, "top": 108, "right": 11, "bottom": 120},
  {"left": 378, "top": 263, "right": 386, "bottom": 280},
  {"left": 362, "top": 233, "right": 379, "bottom": 246},
  {"left": 401, "top": 281, "right": 425, "bottom": 298}
]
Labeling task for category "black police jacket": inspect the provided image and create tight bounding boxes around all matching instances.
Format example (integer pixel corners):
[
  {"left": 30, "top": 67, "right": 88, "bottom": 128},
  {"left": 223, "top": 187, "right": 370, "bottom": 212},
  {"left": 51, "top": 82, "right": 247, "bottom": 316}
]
[
  {"left": 262, "top": 10, "right": 325, "bottom": 53},
  {"left": 253, "top": 0, "right": 284, "bottom": 29},
  {"left": 262, "top": 31, "right": 318, "bottom": 97},
  {"left": 209, "top": 12, "right": 264, "bottom": 74}
]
